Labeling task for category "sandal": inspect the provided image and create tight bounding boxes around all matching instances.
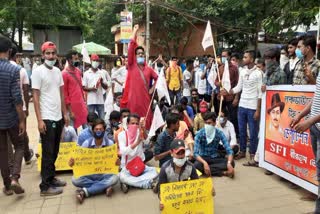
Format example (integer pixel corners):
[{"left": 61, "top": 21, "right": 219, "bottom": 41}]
[
  {"left": 76, "top": 189, "right": 85, "bottom": 204},
  {"left": 243, "top": 160, "right": 259, "bottom": 167}
]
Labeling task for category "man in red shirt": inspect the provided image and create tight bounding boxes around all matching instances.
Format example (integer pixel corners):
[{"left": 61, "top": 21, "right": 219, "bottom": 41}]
[
  {"left": 121, "top": 25, "right": 158, "bottom": 129},
  {"left": 62, "top": 50, "right": 88, "bottom": 129}
]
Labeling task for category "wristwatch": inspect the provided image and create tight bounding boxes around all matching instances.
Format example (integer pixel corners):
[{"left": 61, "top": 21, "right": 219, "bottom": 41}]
[{"left": 227, "top": 161, "right": 232, "bottom": 165}]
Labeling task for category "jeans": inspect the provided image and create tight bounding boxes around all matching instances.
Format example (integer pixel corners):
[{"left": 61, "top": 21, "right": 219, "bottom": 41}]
[
  {"left": 194, "top": 156, "right": 235, "bottom": 176},
  {"left": 169, "top": 90, "right": 181, "bottom": 105},
  {"left": 238, "top": 107, "right": 259, "bottom": 155},
  {"left": 310, "top": 125, "right": 320, "bottom": 213},
  {"left": 0, "top": 123, "right": 24, "bottom": 187},
  {"left": 88, "top": 104, "right": 105, "bottom": 119},
  {"left": 72, "top": 174, "right": 118, "bottom": 197},
  {"left": 119, "top": 166, "right": 158, "bottom": 189},
  {"left": 39, "top": 120, "right": 63, "bottom": 191}
]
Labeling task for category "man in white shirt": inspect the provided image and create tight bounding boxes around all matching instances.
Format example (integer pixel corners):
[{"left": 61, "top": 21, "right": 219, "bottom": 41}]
[
  {"left": 9, "top": 45, "right": 34, "bottom": 165},
  {"left": 118, "top": 114, "right": 158, "bottom": 193},
  {"left": 182, "top": 59, "right": 194, "bottom": 102},
  {"left": 221, "top": 50, "right": 263, "bottom": 162},
  {"left": 194, "top": 60, "right": 206, "bottom": 99},
  {"left": 111, "top": 57, "right": 127, "bottom": 95},
  {"left": 82, "top": 54, "right": 109, "bottom": 119},
  {"left": 32, "top": 41, "right": 70, "bottom": 196}
]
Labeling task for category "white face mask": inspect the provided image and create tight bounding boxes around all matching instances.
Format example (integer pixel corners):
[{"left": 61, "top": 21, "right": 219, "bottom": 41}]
[
  {"left": 45, "top": 59, "right": 56, "bottom": 68},
  {"left": 204, "top": 124, "right": 216, "bottom": 144},
  {"left": 92, "top": 61, "right": 100, "bottom": 69},
  {"left": 173, "top": 157, "right": 187, "bottom": 167}
]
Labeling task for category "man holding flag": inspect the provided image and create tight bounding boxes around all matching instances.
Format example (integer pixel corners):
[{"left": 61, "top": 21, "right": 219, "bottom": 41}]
[{"left": 120, "top": 24, "right": 158, "bottom": 129}]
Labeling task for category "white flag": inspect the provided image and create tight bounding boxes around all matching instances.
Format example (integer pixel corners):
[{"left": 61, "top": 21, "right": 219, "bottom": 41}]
[
  {"left": 222, "top": 60, "right": 231, "bottom": 92},
  {"left": 148, "top": 105, "right": 165, "bottom": 138},
  {"left": 81, "top": 40, "right": 91, "bottom": 64},
  {"left": 207, "top": 64, "right": 217, "bottom": 90},
  {"left": 202, "top": 21, "right": 214, "bottom": 50},
  {"left": 156, "top": 70, "right": 171, "bottom": 105},
  {"left": 104, "top": 89, "right": 114, "bottom": 117}
]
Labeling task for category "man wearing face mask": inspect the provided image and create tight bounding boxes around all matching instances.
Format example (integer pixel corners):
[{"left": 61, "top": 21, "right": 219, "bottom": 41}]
[
  {"left": 62, "top": 50, "right": 88, "bottom": 129},
  {"left": 283, "top": 38, "right": 299, "bottom": 84},
  {"left": 82, "top": 54, "right": 109, "bottom": 119},
  {"left": 293, "top": 35, "right": 320, "bottom": 85},
  {"left": 194, "top": 112, "right": 235, "bottom": 178},
  {"left": 69, "top": 119, "right": 119, "bottom": 204},
  {"left": 261, "top": 48, "right": 287, "bottom": 93},
  {"left": 32, "top": 41, "right": 70, "bottom": 196},
  {"left": 121, "top": 25, "right": 158, "bottom": 130}
]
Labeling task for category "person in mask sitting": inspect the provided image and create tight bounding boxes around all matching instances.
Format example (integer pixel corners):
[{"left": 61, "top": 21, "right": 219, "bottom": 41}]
[
  {"left": 61, "top": 126, "right": 78, "bottom": 143},
  {"left": 69, "top": 119, "right": 119, "bottom": 204},
  {"left": 193, "top": 100, "right": 209, "bottom": 134},
  {"left": 106, "top": 110, "right": 121, "bottom": 138},
  {"left": 118, "top": 114, "right": 158, "bottom": 193},
  {"left": 194, "top": 112, "right": 235, "bottom": 178},
  {"left": 158, "top": 139, "right": 216, "bottom": 211},
  {"left": 78, "top": 112, "right": 113, "bottom": 146},
  {"left": 216, "top": 109, "right": 239, "bottom": 156}
]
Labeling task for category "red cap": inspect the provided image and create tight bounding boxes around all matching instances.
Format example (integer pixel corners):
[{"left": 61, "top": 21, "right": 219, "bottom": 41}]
[
  {"left": 41, "top": 41, "right": 56, "bottom": 52},
  {"left": 91, "top": 54, "right": 99, "bottom": 61},
  {"left": 199, "top": 100, "right": 208, "bottom": 113}
]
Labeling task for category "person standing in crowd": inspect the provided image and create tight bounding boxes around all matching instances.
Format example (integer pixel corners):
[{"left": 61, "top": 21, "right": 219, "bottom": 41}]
[
  {"left": 9, "top": 45, "right": 33, "bottom": 165},
  {"left": 261, "top": 48, "right": 287, "bottom": 93},
  {"left": 111, "top": 56, "right": 127, "bottom": 96},
  {"left": 293, "top": 35, "right": 320, "bottom": 85},
  {"left": 166, "top": 56, "right": 183, "bottom": 105},
  {"left": 182, "top": 59, "right": 194, "bottom": 102},
  {"left": 221, "top": 50, "right": 263, "bottom": 162},
  {"left": 82, "top": 54, "right": 109, "bottom": 119},
  {"left": 215, "top": 49, "right": 239, "bottom": 138},
  {"left": 230, "top": 53, "right": 241, "bottom": 68},
  {"left": 291, "top": 70, "right": 320, "bottom": 213},
  {"left": 194, "top": 58, "right": 207, "bottom": 101},
  {"left": 284, "top": 38, "right": 299, "bottom": 84},
  {"left": 193, "top": 112, "right": 235, "bottom": 177},
  {"left": 279, "top": 46, "right": 289, "bottom": 71},
  {"left": 154, "top": 113, "right": 180, "bottom": 167},
  {"left": 0, "top": 36, "right": 26, "bottom": 195},
  {"left": 69, "top": 119, "right": 119, "bottom": 204},
  {"left": 62, "top": 50, "right": 88, "bottom": 129},
  {"left": 120, "top": 25, "right": 158, "bottom": 129},
  {"left": 32, "top": 41, "right": 70, "bottom": 196},
  {"left": 200, "top": 58, "right": 213, "bottom": 103},
  {"left": 118, "top": 114, "right": 158, "bottom": 192}
]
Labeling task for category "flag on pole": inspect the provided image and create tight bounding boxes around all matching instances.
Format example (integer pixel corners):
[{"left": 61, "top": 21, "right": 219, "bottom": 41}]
[
  {"left": 148, "top": 105, "right": 165, "bottom": 138},
  {"left": 156, "top": 70, "right": 171, "bottom": 105},
  {"left": 81, "top": 40, "right": 91, "bottom": 64},
  {"left": 202, "top": 21, "right": 214, "bottom": 50},
  {"left": 104, "top": 89, "right": 114, "bottom": 117},
  {"left": 207, "top": 64, "right": 217, "bottom": 90},
  {"left": 222, "top": 60, "right": 231, "bottom": 92}
]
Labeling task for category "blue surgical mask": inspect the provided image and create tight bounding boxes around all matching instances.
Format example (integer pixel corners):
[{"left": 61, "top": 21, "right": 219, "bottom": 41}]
[
  {"left": 221, "top": 57, "right": 227, "bottom": 64},
  {"left": 295, "top": 49, "right": 304, "bottom": 60},
  {"left": 137, "top": 57, "right": 145, "bottom": 64},
  {"left": 94, "top": 131, "right": 105, "bottom": 139},
  {"left": 204, "top": 124, "right": 216, "bottom": 144}
]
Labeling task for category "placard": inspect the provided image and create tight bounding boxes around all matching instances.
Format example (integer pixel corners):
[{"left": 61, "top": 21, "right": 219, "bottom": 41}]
[
  {"left": 160, "top": 178, "right": 214, "bottom": 214},
  {"left": 72, "top": 144, "right": 119, "bottom": 178},
  {"left": 37, "top": 142, "right": 76, "bottom": 171},
  {"left": 259, "top": 85, "right": 317, "bottom": 194}
]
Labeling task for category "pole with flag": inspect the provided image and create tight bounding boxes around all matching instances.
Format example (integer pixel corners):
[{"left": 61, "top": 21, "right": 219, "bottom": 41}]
[
  {"left": 148, "top": 105, "right": 165, "bottom": 138},
  {"left": 81, "top": 40, "right": 91, "bottom": 72}
]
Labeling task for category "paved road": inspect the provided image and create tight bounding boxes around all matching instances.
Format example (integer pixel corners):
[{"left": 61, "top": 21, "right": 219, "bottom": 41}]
[{"left": 0, "top": 105, "right": 315, "bottom": 214}]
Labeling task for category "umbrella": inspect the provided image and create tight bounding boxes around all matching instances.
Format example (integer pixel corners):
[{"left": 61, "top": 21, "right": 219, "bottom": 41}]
[{"left": 72, "top": 42, "right": 111, "bottom": 55}]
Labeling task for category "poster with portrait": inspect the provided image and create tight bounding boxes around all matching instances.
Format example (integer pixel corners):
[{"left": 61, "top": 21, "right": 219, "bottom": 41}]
[{"left": 259, "top": 85, "right": 317, "bottom": 194}]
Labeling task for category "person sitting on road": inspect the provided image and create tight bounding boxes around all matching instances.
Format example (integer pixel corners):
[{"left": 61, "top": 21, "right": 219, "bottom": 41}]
[
  {"left": 157, "top": 139, "right": 215, "bottom": 211},
  {"left": 118, "top": 114, "right": 158, "bottom": 193},
  {"left": 194, "top": 112, "right": 235, "bottom": 178},
  {"left": 78, "top": 112, "right": 113, "bottom": 146},
  {"left": 69, "top": 119, "right": 119, "bottom": 204},
  {"left": 61, "top": 126, "right": 78, "bottom": 142}
]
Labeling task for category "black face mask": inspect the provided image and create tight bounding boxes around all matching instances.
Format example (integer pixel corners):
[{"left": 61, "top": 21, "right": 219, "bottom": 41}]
[
  {"left": 157, "top": 62, "right": 163, "bottom": 68},
  {"left": 111, "top": 122, "right": 120, "bottom": 130},
  {"left": 73, "top": 61, "right": 80, "bottom": 67}
]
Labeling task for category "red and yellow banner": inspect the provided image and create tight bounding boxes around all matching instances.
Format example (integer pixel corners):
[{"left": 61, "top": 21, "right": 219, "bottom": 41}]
[{"left": 262, "top": 86, "right": 317, "bottom": 192}]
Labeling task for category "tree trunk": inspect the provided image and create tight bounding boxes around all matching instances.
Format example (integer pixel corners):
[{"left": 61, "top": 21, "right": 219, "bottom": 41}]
[{"left": 181, "top": 27, "right": 193, "bottom": 57}]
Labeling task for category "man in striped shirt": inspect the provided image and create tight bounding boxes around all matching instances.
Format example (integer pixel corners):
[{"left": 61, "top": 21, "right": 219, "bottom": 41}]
[
  {"left": 0, "top": 36, "right": 26, "bottom": 195},
  {"left": 291, "top": 72, "right": 320, "bottom": 213}
]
